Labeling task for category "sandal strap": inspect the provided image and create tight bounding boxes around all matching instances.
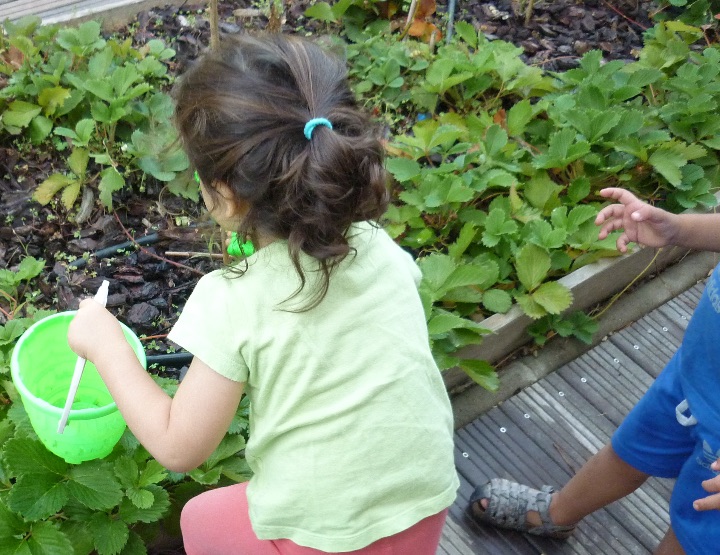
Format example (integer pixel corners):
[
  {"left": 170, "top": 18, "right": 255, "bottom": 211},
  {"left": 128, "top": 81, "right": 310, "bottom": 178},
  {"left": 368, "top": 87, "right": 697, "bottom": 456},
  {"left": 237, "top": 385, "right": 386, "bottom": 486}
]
[{"left": 470, "top": 478, "right": 576, "bottom": 539}]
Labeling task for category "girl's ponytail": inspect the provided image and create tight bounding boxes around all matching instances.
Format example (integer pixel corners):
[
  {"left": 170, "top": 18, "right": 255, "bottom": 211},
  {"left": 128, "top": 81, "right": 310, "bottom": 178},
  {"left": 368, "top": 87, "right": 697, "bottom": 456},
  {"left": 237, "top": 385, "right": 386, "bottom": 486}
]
[{"left": 173, "top": 33, "right": 389, "bottom": 309}]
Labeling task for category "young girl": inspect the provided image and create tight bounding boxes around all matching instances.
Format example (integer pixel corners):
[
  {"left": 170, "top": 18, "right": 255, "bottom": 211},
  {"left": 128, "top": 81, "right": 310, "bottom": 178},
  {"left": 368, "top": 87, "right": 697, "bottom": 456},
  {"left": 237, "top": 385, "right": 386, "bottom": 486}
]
[
  {"left": 470, "top": 187, "right": 720, "bottom": 555},
  {"left": 68, "top": 33, "right": 459, "bottom": 554}
]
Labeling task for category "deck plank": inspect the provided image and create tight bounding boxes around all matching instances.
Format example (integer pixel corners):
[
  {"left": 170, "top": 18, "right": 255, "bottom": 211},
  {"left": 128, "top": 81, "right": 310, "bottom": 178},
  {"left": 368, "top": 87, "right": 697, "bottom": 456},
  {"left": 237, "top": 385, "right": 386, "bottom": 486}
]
[{"left": 438, "top": 282, "right": 705, "bottom": 554}]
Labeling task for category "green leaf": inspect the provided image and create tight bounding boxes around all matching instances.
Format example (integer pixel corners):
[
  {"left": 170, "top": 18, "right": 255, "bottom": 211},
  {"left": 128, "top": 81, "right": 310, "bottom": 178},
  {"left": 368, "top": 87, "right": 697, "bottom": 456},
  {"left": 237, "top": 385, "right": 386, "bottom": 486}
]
[
  {"left": 61, "top": 181, "right": 82, "bottom": 210},
  {"left": 531, "top": 281, "right": 573, "bottom": 314},
  {"left": 127, "top": 487, "right": 154, "bottom": 509},
  {"left": 7, "top": 474, "right": 69, "bottom": 520},
  {"left": 33, "top": 174, "right": 75, "bottom": 205},
  {"left": 5, "top": 438, "right": 68, "bottom": 477},
  {"left": 515, "top": 244, "right": 551, "bottom": 291},
  {"left": 3, "top": 101, "right": 42, "bottom": 128},
  {"left": 29, "top": 115, "right": 53, "bottom": 143},
  {"left": 99, "top": 166, "right": 125, "bottom": 208},
  {"left": 90, "top": 512, "right": 129, "bottom": 555},
  {"left": 138, "top": 459, "right": 167, "bottom": 487},
  {"left": 516, "top": 293, "right": 548, "bottom": 319},
  {"left": 482, "top": 289, "right": 513, "bottom": 313},
  {"left": 428, "top": 311, "right": 487, "bottom": 335},
  {"left": 38, "top": 86, "right": 71, "bottom": 116},
  {"left": 459, "top": 359, "right": 498, "bottom": 391},
  {"left": 68, "top": 461, "right": 123, "bottom": 510},
  {"left": 75, "top": 119, "right": 96, "bottom": 144},
  {"left": 26, "top": 521, "right": 74, "bottom": 555},
  {"left": 118, "top": 484, "right": 170, "bottom": 524},
  {"left": 385, "top": 158, "right": 421, "bottom": 182},
  {"left": 447, "top": 223, "right": 477, "bottom": 259},
  {"left": 507, "top": 99, "right": 533, "bottom": 136},
  {"left": 485, "top": 124, "right": 507, "bottom": 156},
  {"left": 304, "top": 1, "right": 338, "bottom": 22},
  {"left": 649, "top": 148, "right": 686, "bottom": 186},
  {"left": 482, "top": 208, "right": 518, "bottom": 247},
  {"left": 16, "top": 256, "right": 45, "bottom": 281},
  {"left": 68, "top": 148, "right": 89, "bottom": 176}
]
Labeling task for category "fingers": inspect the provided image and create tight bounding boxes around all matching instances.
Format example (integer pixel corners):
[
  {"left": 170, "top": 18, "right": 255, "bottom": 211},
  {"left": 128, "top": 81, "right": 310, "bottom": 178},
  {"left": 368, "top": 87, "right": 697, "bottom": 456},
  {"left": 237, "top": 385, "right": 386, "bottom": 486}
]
[{"left": 694, "top": 462, "right": 720, "bottom": 511}]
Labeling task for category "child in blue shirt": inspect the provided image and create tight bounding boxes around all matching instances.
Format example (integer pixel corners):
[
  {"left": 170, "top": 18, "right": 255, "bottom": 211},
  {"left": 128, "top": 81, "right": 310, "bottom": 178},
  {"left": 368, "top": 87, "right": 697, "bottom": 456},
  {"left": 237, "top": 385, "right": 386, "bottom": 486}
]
[{"left": 471, "top": 187, "right": 720, "bottom": 555}]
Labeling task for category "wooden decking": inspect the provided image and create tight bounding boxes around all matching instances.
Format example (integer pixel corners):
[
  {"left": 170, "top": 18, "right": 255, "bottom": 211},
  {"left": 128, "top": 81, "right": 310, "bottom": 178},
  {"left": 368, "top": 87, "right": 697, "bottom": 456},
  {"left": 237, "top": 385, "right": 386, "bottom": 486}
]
[{"left": 438, "top": 282, "right": 702, "bottom": 554}]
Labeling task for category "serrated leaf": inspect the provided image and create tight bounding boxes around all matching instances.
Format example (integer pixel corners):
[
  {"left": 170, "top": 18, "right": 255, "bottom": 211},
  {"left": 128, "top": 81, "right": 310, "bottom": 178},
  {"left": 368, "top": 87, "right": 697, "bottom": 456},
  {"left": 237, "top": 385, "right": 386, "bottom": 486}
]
[
  {"left": 26, "top": 521, "right": 74, "bottom": 555},
  {"left": 90, "top": 512, "right": 129, "bottom": 555},
  {"left": 304, "top": 1, "right": 338, "bottom": 22},
  {"left": 459, "top": 359, "right": 499, "bottom": 391},
  {"left": 75, "top": 119, "right": 96, "bottom": 143},
  {"left": 418, "top": 254, "right": 456, "bottom": 295},
  {"left": 189, "top": 466, "right": 222, "bottom": 485},
  {"left": 16, "top": 256, "right": 45, "bottom": 281},
  {"left": 531, "top": 281, "right": 573, "bottom": 314},
  {"left": 68, "top": 461, "right": 123, "bottom": 510},
  {"left": 385, "top": 158, "right": 421, "bottom": 182},
  {"left": 127, "top": 487, "right": 154, "bottom": 509},
  {"left": 515, "top": 244, "right": 551, "bottom": 291},
  {"left": 2, "top": 100, "right": 42, "bottom": 128},
  {"left": 61, "top": 180, "right": 82, "bottom": 210},
  {"left": 38, "top": 86, "right": 71, "bottom": 116},
  {"left": 516, "top": 293, "right": 548, "bottom": 319},
  {"left": 205, "top": 434, "right": 246, "bottom": 469},
  {"left": 99, "top": 166, "right": 125, "bottom": 208},
  {"left": 507, "top": 99, "right": 533, "bottom": 136},
  {"left": 138, "top": 459, "right": 166, "bottom": 487},
  {"left": 428, "top": 311, "right": 486, "bottom": 335},
  {"left": 448, "top": 223, "right": 477, "bottom": 259},
  {"left": 33, "top": 174, "right": 75, "bottom": 205},
  {"left": 114, "top": 457, "right": 139, "bottom": 489},
  {"left": 118, "top": 531, "right": 147, "bottom": 555},
  {"left": 5, "top": 438, "right": 68, "bottom": 477},
  {"left": 482, "top": 289, "right": 513, "bottom": 313},
  {"left": 118, "top": 484, "right": 170, "bottom": 524},
  {"left": 649, "top": 147, "right": 687, "bottom": 186},
  {"left": 68, "top": 148, "right": 89, "bottom": 176},
  {"left": 485, "top": 124, "right": 507, "bottom": 156},
  {"left": 8, "top": 474, "right": 69, "bottom": 520}
]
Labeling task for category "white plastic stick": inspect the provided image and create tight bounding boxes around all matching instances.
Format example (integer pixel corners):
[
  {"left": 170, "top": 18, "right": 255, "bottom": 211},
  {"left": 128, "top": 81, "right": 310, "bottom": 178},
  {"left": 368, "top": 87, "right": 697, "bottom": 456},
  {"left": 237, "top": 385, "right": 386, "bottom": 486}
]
[{"left": 57, "top": 280, "right": 110, "bottom": 434}]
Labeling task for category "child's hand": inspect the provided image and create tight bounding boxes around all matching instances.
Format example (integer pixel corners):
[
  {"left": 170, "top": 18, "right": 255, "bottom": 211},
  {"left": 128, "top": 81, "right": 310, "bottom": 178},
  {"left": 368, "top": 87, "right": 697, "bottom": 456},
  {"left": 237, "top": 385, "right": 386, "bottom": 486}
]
[
  {"left": 595, "top": 187, "right": 679, "bottom": 253},
  {"left": 67, "top": 299, "right": 127, "bottom": 362},
  {"left": 694, "top": 459, "right": 720, "bottom": 512}
]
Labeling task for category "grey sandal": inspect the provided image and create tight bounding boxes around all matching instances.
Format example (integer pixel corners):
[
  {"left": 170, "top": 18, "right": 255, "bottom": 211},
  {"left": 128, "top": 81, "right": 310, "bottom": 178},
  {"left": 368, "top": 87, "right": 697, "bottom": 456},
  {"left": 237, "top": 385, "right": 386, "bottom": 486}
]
[{"left": 469, "top": 478, "right": 576, "bottom": 539}]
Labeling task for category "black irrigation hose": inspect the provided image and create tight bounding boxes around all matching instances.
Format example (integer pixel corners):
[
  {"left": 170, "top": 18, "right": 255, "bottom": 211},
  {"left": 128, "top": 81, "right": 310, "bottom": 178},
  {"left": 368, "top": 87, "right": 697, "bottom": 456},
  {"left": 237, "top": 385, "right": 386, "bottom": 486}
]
[
  {"left": 68, "top": 233, "right": 160, "bottom": 269},
  {"left": 146, "top": 352, "right": 193, "bottom": 367}
]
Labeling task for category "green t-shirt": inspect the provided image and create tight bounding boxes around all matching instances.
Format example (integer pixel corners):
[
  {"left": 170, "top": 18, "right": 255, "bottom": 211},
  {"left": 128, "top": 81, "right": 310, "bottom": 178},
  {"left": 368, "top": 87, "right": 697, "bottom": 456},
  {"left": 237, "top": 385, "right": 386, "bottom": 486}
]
[{"left": 168, "top": 221, "right": 459, "bottom": 552}]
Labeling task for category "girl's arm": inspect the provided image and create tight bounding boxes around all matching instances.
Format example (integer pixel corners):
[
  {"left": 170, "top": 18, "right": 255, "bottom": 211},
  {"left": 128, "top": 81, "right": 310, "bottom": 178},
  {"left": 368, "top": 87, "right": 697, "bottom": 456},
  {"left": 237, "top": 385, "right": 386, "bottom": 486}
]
[
  {"left": 595, "top": 187, "right": 720, "bottom": 253},
  {"left": 68, "top": 299, "right": 244, "bottom": 472}
]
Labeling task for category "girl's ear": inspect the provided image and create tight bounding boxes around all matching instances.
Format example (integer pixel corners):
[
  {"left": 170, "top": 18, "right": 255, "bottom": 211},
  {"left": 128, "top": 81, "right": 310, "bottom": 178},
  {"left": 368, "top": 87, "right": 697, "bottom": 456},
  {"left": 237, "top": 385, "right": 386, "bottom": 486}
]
[{"left": 215, "top": 182, "right": 250, "bottom": 220}]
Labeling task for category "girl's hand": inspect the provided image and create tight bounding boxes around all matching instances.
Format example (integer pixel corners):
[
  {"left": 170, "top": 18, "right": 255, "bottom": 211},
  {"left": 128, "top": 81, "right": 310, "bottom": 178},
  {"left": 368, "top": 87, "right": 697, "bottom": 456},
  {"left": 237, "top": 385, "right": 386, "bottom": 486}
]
[
  {"left": 67, "top": 299, "right": 127, "bottom": 362},
  {"left": 694, "top": 459, "right": 720, "bottom": 512},
  {"left": 595, "top": 187, "right": 679, "bottom": 253}
]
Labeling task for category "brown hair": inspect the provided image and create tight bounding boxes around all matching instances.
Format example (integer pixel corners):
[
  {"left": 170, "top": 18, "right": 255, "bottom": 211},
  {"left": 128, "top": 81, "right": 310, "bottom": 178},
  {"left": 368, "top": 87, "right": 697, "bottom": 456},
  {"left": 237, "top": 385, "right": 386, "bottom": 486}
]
[{"left": 173, "top": 33, "right": 389, "bottom": 309}]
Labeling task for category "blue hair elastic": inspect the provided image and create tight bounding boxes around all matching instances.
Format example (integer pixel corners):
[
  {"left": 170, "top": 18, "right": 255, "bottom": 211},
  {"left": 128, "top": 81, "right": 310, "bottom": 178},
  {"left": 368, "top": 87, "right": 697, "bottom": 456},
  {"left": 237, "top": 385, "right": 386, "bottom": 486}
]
[{"left": 304, "top": 118, "right": 333, "bottom": 140}]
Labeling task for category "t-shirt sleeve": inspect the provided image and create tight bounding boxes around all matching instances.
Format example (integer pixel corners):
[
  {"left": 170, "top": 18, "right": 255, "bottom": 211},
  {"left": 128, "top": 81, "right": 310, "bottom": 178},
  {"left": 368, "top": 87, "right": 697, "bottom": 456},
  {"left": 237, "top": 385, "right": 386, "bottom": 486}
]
[{"left": 167, "top": 271, "right": 249, "bottom": 383}]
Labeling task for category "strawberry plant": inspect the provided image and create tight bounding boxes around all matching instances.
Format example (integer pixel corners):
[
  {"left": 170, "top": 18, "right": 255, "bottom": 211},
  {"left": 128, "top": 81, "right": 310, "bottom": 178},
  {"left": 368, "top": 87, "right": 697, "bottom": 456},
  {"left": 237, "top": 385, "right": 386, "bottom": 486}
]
[{"left": 0, "top": 17, "right": 196, "bottom": 216}]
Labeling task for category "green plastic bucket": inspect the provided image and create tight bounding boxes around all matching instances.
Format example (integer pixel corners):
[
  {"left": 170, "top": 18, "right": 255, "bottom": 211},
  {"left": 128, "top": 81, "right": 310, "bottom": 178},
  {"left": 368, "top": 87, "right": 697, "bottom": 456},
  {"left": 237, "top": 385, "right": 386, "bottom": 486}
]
[{"left": 11, "top": 311, "right": 146, "bottom": 464}]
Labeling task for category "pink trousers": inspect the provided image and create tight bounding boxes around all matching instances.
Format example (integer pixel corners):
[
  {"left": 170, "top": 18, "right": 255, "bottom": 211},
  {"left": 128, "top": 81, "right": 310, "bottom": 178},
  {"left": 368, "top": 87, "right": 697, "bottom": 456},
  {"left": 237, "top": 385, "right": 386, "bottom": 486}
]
[{"left": 180, "top": 482, "right": 449, "bottom": 555}]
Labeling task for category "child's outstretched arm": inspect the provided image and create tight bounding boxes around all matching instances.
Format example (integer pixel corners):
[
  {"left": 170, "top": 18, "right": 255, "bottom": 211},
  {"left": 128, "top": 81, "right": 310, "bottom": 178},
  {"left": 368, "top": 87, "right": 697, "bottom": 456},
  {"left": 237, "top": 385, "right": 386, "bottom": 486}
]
[
  {"left": 68, "top": 299, "right": 244, "bottom": 472},
  {"left": 595, "top": 187, "right": 720, "bottom": 253},
  {"left": 694, "top": 459, "right": 720, "bottom": 512}
]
